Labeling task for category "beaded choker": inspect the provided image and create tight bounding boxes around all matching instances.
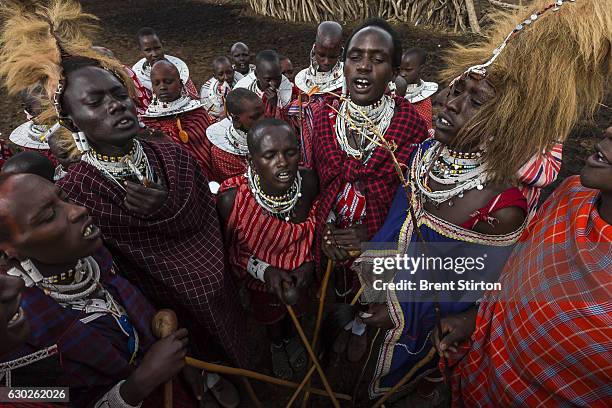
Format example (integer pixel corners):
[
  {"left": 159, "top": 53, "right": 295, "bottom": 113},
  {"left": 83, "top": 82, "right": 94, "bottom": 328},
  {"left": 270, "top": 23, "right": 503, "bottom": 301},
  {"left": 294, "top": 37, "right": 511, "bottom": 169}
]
[
  {"left": 415, "top": 141, "right": 489, "bottom": 207},
  {"left": 92, "top": 144, "right": 136, "bottom": 163},
  {"left": 334, "top": 95, "right": 395, "bottom": 163},
  {"left": 247, "top": 166, "right": 302, "bottom": 221}
]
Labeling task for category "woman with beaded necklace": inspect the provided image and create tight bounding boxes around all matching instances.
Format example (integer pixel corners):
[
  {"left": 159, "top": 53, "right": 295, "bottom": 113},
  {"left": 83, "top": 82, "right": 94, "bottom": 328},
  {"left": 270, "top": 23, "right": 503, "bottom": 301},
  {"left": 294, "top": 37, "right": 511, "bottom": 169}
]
[
  {"left": 312, "top": 19, "right": 428, "bottom": 363},
  {"left": 217, "top": 118, "right": 318, "bottom": 379},
  {"left": 0, "top": 173, "right": 194, "bottom": 407},
  {"left": 355, "top": 0, "right": 610, "bottom": 404},
  {"left": 0, "top": 2, "right": 245, "bottom": 406}
]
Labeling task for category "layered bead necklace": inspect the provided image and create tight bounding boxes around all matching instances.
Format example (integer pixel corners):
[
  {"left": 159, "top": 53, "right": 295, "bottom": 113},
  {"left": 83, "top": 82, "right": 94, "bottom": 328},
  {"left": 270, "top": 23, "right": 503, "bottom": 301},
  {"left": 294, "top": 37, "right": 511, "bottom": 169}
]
[
  {"left": 415, "top": 141, "right": 488, "bottom": 207},
  {"left": 36, "top": 257, "right": 139, "bottom": 363},
  {"left": 247, "top": 165, "right": 302, "bottom": 221},
  {"left": 82, "top": 140, "right": 154, "bottom": 191},
  {"left": 334, "top": 95, "right": 394, "bottom": 163},
  {"left": 225, "top": 124, "right": 249, "bottom": 156}
]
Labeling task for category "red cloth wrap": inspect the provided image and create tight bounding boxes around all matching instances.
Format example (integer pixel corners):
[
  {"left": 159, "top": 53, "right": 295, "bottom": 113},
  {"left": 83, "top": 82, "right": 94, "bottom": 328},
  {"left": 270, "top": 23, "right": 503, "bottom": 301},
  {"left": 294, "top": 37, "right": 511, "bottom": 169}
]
[
  {"left": 219, "top": 174, "right": 316, "bottom": 324},
  {"left": 142, "top": 107, "right": 213, "bottom": 174}
]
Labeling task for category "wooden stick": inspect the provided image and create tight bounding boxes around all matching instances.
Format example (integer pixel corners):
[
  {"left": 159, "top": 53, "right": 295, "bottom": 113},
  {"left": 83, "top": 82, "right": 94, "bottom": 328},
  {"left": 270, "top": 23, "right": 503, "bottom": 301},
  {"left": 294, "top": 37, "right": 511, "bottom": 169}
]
[
  {"left": 184, "top": 357, "right": 351, "bottom": 401},
  {"left": 152, "top": 310, "right": 178, "bottom": 408},
  {"left": 291, "top": 260, "right": 332, "bottom": 408},
  {"left": 285, "top": 304, "right": 340, "bottom": 408},
  {"left": 286, "top": 364, "right": 316, "bottom": 408},
  {"left": 370, "top": 347, "right": 437, "bottom": 408},
  {"left": 241, "top": 377, "right": 262, "bottom": 408},
  {"left": 298, "top": 286, "right": 366, "bottom": 407}
]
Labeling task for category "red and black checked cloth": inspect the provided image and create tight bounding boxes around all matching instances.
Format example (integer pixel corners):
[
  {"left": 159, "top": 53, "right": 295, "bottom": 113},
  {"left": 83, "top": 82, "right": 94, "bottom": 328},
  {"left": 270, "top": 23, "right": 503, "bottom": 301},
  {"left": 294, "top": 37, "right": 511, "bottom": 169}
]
[
  {"left": 57, "top": 141, "right": 248, "bottom": 367},
  {"left": 312, "top": 96, "right": 428, "bottom": 270}
]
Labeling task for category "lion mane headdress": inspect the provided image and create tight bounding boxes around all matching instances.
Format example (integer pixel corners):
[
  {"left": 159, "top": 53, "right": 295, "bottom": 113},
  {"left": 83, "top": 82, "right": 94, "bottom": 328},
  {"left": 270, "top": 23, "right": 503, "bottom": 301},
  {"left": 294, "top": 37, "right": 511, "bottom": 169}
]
[
  {"left": 0, "top": 0, "right": 136, "bottom": 155},
  {"left": 441, "top": 0, "right": 611, "bottom": 182}
]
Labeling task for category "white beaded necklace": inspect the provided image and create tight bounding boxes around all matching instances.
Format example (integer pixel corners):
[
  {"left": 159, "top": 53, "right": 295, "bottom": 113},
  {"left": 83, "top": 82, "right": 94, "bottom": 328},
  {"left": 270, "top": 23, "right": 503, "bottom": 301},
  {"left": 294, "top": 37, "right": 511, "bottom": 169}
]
[
  {"left": 334, "top": 95, "right": 394, "bottom": 163},
  {"left": 225, "top": 124, "right": 249, "bottom": 156},
  {"left": 247, "top": 166, "right": 302, "bottom": 221},
  {"left": 38, "top": 257, "right": 101, "bottom": 303},
  {"left": 415, "top": 141, "right": 489, "bottom": 207},
  {"left": 81, "top": 140, "right": 154, "bottom": 191}
]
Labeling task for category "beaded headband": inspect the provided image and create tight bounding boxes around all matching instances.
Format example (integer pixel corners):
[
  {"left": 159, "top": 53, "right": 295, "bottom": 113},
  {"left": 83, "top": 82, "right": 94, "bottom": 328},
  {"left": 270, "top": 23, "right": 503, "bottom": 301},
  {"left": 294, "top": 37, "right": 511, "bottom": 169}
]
[{"left": 456, "top": 0, "right": 576, "bottom": 82}]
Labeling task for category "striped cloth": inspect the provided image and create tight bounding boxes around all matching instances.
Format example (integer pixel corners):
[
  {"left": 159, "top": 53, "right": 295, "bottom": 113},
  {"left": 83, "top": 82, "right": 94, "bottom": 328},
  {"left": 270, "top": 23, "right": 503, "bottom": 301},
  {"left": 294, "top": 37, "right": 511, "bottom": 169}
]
[
  {"left": 517, "top": 142, "right": 563, "bottom": 213},
  {"left": 219, "top": 174, "right": 316, "bottom": 323},
  {"left": 142, "top": 107, "right": 213, "bottom": 174},
  {"left": 287, "top": 91, "right": 341, "bottom": 168},
  {"left": 200, "top": 137, "right": 247, "bottom": 184},
  {"left": 450, "top": 176, "right": 612, "bottom": 407},
  {"left": 124, "top": 65, "right": 151, "bottom": 117}
]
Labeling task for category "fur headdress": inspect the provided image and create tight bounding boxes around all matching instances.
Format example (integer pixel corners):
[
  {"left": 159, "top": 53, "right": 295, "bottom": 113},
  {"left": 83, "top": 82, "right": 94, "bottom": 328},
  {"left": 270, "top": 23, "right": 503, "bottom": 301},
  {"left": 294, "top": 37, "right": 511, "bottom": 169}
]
[
  {"left": 0, "top": 0, "right": 134, "bottom": 127},
  {"left": 441, "top": 0, "right": 611, "bottom": 182}
]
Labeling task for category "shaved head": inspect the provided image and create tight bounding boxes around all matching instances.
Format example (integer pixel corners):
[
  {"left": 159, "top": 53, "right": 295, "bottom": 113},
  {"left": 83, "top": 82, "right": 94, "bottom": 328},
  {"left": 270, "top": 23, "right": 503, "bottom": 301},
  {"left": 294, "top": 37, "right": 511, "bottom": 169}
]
[
  {"left": 151, "top": 59, "right": 179, "bottom": 78},
  {"left": 151, "top": 60, "right": 181, "bottom": 102},
  {"left": 316, "top": 21, "right": 343, "bottom": 47},
  {"left": 231, "top": 42, "right": 249, "bottom": 54}
]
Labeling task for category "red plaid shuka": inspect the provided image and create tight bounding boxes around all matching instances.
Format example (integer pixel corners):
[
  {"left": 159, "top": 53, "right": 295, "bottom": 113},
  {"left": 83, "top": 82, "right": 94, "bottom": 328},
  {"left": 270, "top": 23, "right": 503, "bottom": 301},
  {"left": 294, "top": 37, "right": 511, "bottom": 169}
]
[
  {"left": 57, "top": 141, "right": 248, "bottom": 367},
  {"left": 312, "top": 96, "right": 428, "bottom": 269},
  {"left": 219, "top": 174, "right": 316, "bottom": 323},
  {"left": 142, "top": 107, "right": 213, "bottom": 174},
  {"left": 411, "top": 98, "right": 433, "bottom": 130},
  {"left": 449, "top": 176, "right": 612, "bottom": 407}
]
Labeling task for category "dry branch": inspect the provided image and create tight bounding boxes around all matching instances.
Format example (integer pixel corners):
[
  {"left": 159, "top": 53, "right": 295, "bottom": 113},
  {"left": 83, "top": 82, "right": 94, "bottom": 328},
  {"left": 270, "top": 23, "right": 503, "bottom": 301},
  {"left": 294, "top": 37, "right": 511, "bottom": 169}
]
[{"left": 247, "top": 0, "right": 482, "bottom": 32}]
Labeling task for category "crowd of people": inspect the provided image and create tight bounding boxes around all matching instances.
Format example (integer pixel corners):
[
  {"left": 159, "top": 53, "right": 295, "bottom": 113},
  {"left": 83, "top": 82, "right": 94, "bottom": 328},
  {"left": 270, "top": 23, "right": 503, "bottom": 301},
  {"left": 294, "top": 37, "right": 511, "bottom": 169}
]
[{"left": 0, "top": 0, "right": 610, "bottom": 407}]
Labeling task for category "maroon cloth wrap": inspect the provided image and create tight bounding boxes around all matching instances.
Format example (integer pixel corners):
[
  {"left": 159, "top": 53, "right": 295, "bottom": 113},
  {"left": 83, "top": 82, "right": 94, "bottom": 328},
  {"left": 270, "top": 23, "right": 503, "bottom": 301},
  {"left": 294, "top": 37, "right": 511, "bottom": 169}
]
[
  {"left": 57, "top": 141, "right": 248, "bottom": 367},
  {"left": 312, "top": 96, "right": 428, "bottom": 271}
]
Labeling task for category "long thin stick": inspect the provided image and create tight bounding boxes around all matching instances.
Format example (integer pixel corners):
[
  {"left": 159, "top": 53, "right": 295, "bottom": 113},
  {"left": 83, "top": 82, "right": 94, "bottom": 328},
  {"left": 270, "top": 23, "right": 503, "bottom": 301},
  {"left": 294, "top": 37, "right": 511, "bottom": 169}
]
[
  {"left": 184, "top": 357, "right": 351, "bottom": 401},
  {"left": 295, "top": 259, "right": 333, "bottom": 407},
  {"left": 370, "top": 347, "right": 437, "bottom": 408},
  {"left": 286, "top": 364, "right": 316, "bottom": 408},
  {"left": 295, "top": 286, "right": 366, "bottom": 407},
  {"left": 285, "top": 304, "right": 340, "bottom": 408},
  {"left": 241, "top": 377, "right": 262, "bottom": 408}
]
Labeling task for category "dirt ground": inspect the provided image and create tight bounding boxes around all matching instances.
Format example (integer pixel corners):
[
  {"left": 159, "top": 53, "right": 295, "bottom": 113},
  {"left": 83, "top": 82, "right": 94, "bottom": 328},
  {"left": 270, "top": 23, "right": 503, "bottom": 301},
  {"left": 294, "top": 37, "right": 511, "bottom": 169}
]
[{"left": 0, "top": 0, "right": 609, "bottom": 406}]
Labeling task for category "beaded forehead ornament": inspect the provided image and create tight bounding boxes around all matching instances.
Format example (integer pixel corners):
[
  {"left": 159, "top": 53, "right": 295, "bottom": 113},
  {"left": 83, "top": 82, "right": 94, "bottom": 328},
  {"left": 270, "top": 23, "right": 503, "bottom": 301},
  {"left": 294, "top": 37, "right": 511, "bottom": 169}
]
[{"left": 458, "top": 0, "right": 577, "bottom": 80}]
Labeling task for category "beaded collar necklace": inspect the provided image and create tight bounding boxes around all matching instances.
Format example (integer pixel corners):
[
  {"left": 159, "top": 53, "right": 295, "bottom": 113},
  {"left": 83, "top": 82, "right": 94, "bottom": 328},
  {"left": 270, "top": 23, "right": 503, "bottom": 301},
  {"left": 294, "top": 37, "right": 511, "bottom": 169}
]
[
  {"left": 143, "top": 95, "right": 202, "bottom": 118},
  {"left": 247, "top": 166, "right": 302, "bottom": 221},
  {"left": 334, "top": 95, "right": 395, "bottom": 163},
  {"left": 225, "top": 124, "right": 249, "bottom": 156},
  {"left": 82, "top": 140, "right": 154, "bottom": 191},
  {"left": 415, "top": 141, "right": 489, "bottom": 207}
]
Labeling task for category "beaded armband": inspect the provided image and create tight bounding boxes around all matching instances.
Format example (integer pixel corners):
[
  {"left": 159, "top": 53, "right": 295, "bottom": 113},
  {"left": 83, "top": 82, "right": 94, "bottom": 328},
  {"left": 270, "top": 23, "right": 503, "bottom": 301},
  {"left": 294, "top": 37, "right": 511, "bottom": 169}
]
[{"left": 247, "top": 256, "right": 269, "bottom": 283}]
